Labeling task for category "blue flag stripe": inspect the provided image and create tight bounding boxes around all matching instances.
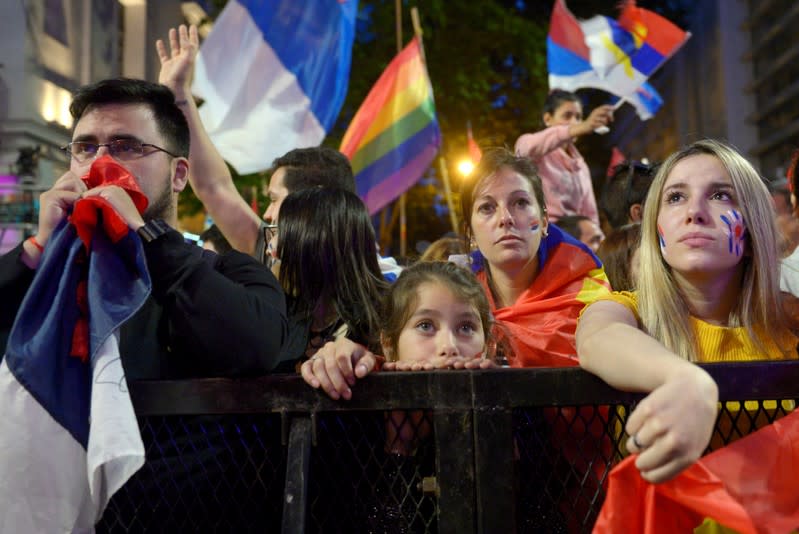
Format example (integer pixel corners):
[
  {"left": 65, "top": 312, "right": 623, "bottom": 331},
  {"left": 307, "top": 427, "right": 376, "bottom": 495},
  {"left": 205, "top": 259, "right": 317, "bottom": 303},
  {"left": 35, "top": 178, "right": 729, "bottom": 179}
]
[
  {"left": 240, "top": 0, "right": 358, "bottom": 130},
  {"left": 355, "top": 121, "right": 441, "bottom": 198}
]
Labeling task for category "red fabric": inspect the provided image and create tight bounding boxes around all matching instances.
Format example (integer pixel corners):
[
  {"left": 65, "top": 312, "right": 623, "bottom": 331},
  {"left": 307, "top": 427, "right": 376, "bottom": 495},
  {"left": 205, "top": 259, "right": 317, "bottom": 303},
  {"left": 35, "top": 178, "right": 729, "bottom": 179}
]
[
  {"left": 606, "top": 146, "right": 626, "bottom": 178},
  {"left": 617, "top": 1, "right": 689, "bottom": 57},
  {"left": 467, "top": 122, "right": 482, "bottom": 164},
  {"left": 479, "top": 236, "right": 612, "bottom": 530},
  {"left": 67, "top": 156, "right": 148, "bottom": 361},
  {"left": 478, "top": 240, "right": 609, "bottom": 368},
  {"left": 594, "top": 410, "right": 799, "bottom": 533},
  {"left": 70, "top": 156, "right": 148, "bottom": 248}
]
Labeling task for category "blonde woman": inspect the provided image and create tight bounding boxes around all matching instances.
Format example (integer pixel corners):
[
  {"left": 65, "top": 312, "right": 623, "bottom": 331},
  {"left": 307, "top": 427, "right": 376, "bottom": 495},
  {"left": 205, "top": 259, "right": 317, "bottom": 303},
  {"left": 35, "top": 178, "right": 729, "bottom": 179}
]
[{"left": 577, "top": 139, "right": 797, "bottom": 483}]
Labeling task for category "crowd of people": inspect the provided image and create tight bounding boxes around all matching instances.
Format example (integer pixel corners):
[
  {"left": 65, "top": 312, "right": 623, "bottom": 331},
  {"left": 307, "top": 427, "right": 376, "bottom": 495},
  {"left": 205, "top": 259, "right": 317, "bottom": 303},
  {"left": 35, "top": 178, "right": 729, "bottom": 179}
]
[{"left": 2, "top": 22, "right": 798, "bottom": 529}]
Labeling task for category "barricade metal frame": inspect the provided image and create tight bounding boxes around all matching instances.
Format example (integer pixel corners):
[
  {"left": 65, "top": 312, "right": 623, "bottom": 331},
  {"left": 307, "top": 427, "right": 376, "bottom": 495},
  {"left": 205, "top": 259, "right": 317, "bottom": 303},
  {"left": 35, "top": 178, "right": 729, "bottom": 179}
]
[{"left": 103, "top": 361, "right": 799, "bottom": 533}]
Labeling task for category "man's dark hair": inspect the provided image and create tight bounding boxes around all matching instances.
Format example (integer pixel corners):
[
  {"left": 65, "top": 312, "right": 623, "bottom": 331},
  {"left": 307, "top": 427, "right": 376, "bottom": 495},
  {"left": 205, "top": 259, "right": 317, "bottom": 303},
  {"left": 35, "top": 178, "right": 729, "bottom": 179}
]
[
  {"left": 599, "top": 160, "right": 658, "bottom": 230},
  {"left": 69, "top": 77, "right": 190, "bottom": 157},
  {"left": 272, "top": 147, "right": 355, "bottom": 194},
  {"left": 555, "top": 215, "right": 591, "bottom": 241}
]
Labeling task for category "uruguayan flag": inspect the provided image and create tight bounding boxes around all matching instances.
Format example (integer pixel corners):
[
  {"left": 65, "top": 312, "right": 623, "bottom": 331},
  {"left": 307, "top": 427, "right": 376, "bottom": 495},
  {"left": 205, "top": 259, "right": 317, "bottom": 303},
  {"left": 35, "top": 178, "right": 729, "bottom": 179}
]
[
  {"left": 193, "top": 0, "right": 358, "bottom": 174},
  {"left": 0, "top": 221, "right": 148, "bottom": 532}
]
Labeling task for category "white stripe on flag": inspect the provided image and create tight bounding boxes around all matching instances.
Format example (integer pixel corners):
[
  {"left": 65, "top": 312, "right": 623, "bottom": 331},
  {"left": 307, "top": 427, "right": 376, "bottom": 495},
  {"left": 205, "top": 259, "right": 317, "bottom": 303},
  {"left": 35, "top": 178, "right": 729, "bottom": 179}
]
[
  {"left": 0, "top": 332, "right": 143, "bottom": 531},
  {"left": 193, "top": 0, "right": 325, "bottom": 174}
]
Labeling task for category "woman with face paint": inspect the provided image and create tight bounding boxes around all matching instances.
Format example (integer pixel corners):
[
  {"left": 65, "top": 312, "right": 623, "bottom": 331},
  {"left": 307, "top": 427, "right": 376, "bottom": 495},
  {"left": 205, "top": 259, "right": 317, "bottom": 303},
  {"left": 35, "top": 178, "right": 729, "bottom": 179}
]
[
  {"left": 577, "top": 139, "right": 798, "bottom": 484},
  {"left": 460, "top": 148, "right": 612, "bottom": 367},
  {"left": 514, "top": 89, "right": 614, "bottom": 226}
]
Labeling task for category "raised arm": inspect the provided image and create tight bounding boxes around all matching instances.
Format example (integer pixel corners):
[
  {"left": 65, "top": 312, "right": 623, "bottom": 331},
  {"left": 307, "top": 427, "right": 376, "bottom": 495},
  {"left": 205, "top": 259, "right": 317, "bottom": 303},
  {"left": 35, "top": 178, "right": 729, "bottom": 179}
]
[
  {"left": 515, "top": 105, "right": 614, "bottom": 160},
  {"left": 576, "top": 300, "right": 718, "bottom": 483},
  {"left": 156, "top": 25, "right": 262, "bottom": 255}
]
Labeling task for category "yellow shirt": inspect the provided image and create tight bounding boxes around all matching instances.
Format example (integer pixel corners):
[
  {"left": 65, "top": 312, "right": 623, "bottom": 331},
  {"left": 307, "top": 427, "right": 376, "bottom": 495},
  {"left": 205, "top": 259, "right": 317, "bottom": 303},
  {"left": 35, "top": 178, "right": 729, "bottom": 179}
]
[
  {"left": 594, "top": 291, "right": 797, "bottom": 451},
  {"left": 597, "top": 291, "right": 798, "bottom": 363}
]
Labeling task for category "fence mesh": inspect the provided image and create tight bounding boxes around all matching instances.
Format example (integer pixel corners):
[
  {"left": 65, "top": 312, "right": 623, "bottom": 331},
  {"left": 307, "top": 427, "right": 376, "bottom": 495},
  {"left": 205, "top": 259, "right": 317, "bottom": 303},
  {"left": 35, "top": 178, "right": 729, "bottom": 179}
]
[{"left": 96, "top": 393, "right": 797, "bottom": 532}]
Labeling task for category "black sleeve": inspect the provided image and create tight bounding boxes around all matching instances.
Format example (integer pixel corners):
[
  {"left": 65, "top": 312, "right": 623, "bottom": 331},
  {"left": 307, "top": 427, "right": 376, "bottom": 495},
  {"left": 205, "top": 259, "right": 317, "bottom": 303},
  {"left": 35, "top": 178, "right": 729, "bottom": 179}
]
[
  {"left": 142, "top": 230, "right": 287, "bottom": 376},
  {"left": 0, "top": 243, "right": 36, "bottom": 329}
]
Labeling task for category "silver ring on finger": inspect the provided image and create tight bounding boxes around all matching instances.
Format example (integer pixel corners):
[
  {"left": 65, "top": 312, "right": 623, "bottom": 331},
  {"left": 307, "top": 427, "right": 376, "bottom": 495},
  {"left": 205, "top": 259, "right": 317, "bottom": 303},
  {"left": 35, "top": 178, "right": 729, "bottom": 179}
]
[{"left": 632, "top": 433, "right": 645, "bottom": 449}]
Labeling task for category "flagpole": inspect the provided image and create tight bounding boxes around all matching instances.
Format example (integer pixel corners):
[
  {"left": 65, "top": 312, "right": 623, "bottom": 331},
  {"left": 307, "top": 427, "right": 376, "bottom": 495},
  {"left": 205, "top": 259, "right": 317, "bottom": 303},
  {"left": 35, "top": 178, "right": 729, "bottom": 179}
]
[
  {"left": 438, "top": 157, "right": 459, "bottom": 234},
  {"left": 393, "top": 0, "right": 408, "bottom": 258}
]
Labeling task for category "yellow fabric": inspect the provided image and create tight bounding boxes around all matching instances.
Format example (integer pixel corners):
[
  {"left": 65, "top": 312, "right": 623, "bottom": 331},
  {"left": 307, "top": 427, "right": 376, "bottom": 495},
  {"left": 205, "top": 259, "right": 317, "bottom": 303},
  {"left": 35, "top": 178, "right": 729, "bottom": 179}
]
[{"left": 595, "top": 291, "right": 798, "bottom": 363}]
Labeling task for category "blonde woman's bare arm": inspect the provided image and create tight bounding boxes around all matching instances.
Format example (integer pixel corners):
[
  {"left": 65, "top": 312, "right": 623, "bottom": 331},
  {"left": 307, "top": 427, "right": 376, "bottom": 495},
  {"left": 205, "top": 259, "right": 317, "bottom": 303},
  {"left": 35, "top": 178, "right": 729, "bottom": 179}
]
[{"left": 577, "top": 300, "right": 718, "bottom": 483}]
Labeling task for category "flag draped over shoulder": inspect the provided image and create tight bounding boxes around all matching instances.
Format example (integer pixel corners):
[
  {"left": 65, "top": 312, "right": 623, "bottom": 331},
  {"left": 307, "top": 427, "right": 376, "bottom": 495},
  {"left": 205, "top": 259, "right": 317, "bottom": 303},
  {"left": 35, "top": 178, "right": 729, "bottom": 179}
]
[
  {"left": 473, "top": 224, "right": 611, "bottom": 367},
  {"left": 547, "top": 0, "right": 687, "bottom": 120},
  {"left": 595, "top": 409, "right": 799, "bottom": 534},
  {"left": 0, "top": 157, "right": 148, "bottom": 531},
  {"left": 193, "top": 0, "right": 358, "bottom": 174},
  {"left": 340, "top": 36, "right": 442, "bottom": 215}
]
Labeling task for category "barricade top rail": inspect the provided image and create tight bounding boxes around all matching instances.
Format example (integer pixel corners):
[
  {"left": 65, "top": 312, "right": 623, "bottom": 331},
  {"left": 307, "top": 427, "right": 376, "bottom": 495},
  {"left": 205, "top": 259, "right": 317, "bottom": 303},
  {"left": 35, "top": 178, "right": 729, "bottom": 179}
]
[{"left": 129, "top": 360, "right": 799, "bottom": 416}]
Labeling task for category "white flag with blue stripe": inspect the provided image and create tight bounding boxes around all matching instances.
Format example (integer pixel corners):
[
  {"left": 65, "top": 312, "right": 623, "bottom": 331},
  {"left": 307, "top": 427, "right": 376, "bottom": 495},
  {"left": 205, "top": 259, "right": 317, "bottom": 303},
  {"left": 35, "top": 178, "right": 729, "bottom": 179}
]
[{"left": 192, "top": 0, "right": 359, "bottom": 174}]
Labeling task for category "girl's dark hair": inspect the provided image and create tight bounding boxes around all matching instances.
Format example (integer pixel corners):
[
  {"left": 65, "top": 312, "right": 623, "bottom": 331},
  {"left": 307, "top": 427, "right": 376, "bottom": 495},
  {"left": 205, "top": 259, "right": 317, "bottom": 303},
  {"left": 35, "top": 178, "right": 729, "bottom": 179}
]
[
  {"left": 543, "top": 89, "right": 579, "bottom": 116},
  {"left": 596, "top": 223, "right": 641, "bottom": 291},
  {"left": 277, "top": 187, "right": 388, "bottom": 350},
  {"left": 381, "top": 261, "right": 493, "bottom": 361}
]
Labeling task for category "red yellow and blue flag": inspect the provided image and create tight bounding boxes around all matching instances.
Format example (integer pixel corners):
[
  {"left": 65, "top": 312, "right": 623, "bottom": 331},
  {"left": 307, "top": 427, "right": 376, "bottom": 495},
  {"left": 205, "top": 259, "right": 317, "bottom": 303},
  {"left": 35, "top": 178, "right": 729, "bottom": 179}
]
[
  {"left": 547, "top": 0, "right": 688, "bottom": 120},
  {"left": 340, "top": 37, "right": 441, "bottom": 215}
]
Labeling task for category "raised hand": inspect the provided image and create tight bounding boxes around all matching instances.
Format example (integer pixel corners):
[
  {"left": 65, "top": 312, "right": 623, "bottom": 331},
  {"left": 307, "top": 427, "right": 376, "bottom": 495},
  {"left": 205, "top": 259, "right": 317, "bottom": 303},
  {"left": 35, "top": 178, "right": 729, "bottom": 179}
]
[{"left": 156, "top": 24, "right": 199, "bottom": 98}]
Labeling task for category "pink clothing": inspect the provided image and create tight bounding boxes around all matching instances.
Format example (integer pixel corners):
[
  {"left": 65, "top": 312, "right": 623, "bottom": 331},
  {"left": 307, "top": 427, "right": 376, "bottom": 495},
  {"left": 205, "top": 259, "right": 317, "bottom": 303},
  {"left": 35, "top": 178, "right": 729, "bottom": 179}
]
[{"left": 514, "top": 124, "right": 598, "bottom": 224}]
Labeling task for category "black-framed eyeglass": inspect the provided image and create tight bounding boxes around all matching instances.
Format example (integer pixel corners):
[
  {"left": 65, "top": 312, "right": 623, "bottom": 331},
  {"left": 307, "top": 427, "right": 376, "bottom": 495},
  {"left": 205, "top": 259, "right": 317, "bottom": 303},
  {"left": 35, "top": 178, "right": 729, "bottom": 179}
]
[{"left": 61, "top": 139, "right": 179, "bottom": 163}]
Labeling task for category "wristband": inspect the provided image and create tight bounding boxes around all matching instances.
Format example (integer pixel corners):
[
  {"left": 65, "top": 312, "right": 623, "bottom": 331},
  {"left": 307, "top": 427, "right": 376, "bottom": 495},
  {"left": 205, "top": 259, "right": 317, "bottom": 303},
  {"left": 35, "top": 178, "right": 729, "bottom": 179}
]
[
  {"left": 136, "top": 219, "right": 172, "bottom": 243},
  {"left": 27, "top": 236, "right": 44, "bottom": 253}
]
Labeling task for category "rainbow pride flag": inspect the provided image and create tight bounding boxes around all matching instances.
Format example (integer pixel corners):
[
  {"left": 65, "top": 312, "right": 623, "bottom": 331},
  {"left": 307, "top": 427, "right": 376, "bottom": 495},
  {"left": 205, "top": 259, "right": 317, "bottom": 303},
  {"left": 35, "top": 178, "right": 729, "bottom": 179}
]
[{"left": 340, "top": 37, "right": 441, "bottom": 215}]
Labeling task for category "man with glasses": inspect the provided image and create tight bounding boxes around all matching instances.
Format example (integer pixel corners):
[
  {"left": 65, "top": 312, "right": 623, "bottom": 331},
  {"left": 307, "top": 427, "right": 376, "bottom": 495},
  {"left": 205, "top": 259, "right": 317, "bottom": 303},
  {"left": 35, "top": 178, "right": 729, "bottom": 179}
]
[{"left": 1, "top": 77, "right": 287, "bottom": 379}]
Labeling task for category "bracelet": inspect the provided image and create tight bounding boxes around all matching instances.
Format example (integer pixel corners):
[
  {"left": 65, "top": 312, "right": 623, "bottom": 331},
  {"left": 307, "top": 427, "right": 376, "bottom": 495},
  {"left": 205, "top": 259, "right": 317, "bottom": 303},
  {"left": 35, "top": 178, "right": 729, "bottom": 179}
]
[
  {"left": 174, "top": 99, "right": 189, "bottom": 106},
  {"left": 27, "top": 236, "right": 44, "bottom": 253}
]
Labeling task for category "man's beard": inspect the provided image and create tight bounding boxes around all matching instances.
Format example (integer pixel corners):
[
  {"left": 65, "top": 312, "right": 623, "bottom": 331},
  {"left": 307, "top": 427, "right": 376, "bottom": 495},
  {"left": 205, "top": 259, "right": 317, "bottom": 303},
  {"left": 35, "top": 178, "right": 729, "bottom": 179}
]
[{"left": 142, "top": 176, "right": 175, "bottom": 223}]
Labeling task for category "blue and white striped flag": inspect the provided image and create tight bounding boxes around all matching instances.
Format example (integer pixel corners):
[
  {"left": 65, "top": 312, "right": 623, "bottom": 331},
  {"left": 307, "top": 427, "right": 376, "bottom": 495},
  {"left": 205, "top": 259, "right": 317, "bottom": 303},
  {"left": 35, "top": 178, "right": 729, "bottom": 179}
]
[
  {"left": 0, "top": 221, "right": 149, "bottom": 531},
  {"left": 192, "top": 0, "right": 359, "bottom": 174}
]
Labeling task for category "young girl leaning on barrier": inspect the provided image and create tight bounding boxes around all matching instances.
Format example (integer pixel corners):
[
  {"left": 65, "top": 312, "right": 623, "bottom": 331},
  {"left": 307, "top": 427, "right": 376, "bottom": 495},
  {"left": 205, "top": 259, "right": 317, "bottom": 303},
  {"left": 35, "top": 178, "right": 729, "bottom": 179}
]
[
  {"left": 377, "top": 261, "right": 497, "bottom": 454},
  {"left": 577, "top": 139, "right": 799, "bottom": 484}
]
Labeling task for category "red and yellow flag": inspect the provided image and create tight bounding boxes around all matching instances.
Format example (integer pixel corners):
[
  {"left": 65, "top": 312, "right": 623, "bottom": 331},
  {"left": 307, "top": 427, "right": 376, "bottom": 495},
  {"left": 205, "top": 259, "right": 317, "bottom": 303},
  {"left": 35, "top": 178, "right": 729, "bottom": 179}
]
[{"left": 595, "top": 410, "right": 799, "bottom": 533}]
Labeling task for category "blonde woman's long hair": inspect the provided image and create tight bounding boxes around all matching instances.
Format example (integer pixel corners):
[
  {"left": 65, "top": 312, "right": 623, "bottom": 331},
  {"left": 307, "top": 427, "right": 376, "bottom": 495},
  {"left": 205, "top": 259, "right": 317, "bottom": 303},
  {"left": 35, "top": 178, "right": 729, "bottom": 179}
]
[{"left": 638, "top": 139, "right": 789, "bottom": 361}]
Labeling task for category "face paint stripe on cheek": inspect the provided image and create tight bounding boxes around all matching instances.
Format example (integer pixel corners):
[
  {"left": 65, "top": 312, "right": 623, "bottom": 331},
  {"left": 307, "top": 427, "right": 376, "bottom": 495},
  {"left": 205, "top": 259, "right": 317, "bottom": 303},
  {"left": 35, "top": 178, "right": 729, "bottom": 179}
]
[{"left": 657, "top": 224, "right": 666, "bottom": 255}]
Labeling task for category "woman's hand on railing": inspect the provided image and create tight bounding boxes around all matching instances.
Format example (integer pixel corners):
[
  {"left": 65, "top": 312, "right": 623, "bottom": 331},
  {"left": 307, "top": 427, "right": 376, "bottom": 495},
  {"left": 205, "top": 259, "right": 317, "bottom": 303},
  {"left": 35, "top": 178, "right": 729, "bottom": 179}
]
[
  {"left": 300, "top": 338, "right": 381, "bottom": 400},
  {"left": 624, "top": 366, "right": 719, "bottom": 483}
]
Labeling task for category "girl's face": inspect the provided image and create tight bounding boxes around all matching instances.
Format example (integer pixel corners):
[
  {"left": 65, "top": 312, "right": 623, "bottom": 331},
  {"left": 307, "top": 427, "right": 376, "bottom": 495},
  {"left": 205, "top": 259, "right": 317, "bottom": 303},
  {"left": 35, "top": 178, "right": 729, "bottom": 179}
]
[
  {"left": 390, "top": 282, "right": 485, "bottom": 364},
  {"left": 470, "top": 168, "right": 547, "bottom": 272},
  {"left": 543, "top": 100, "right": 582, "bottom": 128},
  {"left": 656, "top": 154, "right": 746, "bottom": 278}
]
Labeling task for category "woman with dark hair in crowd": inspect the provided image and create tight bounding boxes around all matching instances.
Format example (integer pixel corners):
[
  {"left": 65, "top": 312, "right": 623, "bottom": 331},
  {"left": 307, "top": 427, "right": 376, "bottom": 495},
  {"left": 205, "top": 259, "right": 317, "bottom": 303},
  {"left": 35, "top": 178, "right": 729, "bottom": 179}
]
[
  {"left": 269, "top": 187, "right": 388, "bottom": 366},
  {"left": 514, "top": 89, "right": 614, "bottom": 225},
  {"left": 596, "top": 223, "right": 641, "bottom": 292}
]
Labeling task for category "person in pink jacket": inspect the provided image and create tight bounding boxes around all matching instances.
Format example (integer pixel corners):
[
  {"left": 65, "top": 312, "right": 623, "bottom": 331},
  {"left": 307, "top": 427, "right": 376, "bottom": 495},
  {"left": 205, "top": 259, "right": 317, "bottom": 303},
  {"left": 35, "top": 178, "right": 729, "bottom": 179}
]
[{"left": 514, "top": 90, "right": 613, "bottom": 225}]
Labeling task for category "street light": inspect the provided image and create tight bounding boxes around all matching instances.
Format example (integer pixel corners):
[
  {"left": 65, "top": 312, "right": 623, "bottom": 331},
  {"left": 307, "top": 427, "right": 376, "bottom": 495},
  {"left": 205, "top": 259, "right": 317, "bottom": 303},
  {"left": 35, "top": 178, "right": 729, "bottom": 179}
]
[{"left": 457, "top": 158, "right": 475, "bottom": 176}]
